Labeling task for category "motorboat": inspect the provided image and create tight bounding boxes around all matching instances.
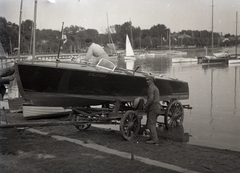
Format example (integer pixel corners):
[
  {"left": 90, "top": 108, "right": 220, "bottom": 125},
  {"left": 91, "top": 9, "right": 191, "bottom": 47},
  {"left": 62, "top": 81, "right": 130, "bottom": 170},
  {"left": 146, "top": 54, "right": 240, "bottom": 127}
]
[
  {"left": 229, "top": 54, "right": 240, "bottom": 64},
  {"left": 15, "top": 58, "right": 189, "bottom": 108},
  {"left": 172, "top": 57, "right": 197, "bottom": 63},
  {"left": 197, "top": 55, "right": 229, "bottom": 65},
  {"left": 167, "top": 50, "right": 187, "bottom": 56}
]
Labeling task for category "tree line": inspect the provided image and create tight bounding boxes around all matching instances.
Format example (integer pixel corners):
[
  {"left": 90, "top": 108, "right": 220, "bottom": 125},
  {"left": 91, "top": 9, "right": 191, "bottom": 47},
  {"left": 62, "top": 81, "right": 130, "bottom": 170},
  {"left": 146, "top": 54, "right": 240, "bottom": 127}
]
[{"left": 0, "top": 16, "right": 238, "bottom": 55}]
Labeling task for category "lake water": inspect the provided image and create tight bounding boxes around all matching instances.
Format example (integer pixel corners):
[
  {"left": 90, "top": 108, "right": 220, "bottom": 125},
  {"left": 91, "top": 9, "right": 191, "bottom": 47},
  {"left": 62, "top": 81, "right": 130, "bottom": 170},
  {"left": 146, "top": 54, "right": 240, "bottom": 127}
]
[
  {"left": 1, "top": 48, "right": 240, "bottom": 152},
  {"left": 121, "top": 51, "right": 240, "bottom": 152}
]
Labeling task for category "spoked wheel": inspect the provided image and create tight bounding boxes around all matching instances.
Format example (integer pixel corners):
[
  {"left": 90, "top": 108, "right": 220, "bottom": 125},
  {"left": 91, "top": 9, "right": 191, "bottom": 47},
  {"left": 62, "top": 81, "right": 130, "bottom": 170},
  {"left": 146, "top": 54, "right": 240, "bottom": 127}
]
[
  {"left": 120, "top": 110, "right": 141, "bottom": 141},
  {"left": 73, "top": 114, "right": 91, "bottom": 131},
  {"left": 164, "top": 99, "right": 184, "bottom": 130}
]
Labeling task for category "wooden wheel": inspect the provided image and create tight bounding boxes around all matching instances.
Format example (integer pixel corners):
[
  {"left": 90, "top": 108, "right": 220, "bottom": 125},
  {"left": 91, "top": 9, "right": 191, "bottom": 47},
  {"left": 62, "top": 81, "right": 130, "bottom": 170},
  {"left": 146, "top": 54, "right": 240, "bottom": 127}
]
[
  {"left": 73, "top": 114, "right": 91, "bottom": 131},
  {"left": 164, "top": 99, "right": 184, "bottom": 130},
  {"left": 120, "top": 110, "right": 141, "bottom": 141}
]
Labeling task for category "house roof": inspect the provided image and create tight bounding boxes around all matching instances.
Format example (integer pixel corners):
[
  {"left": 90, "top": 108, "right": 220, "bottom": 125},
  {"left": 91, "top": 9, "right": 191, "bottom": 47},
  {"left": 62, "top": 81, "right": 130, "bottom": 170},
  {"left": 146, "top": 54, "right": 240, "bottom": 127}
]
[{"left": 178, "top": 33, "right": 191, "bottom": 39}]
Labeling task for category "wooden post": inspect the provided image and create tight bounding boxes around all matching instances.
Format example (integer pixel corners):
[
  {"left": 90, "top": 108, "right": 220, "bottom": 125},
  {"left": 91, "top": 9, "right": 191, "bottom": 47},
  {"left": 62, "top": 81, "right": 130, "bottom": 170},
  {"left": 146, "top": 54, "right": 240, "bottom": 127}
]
[{"left": 130, "top": 131, "right": 134, "bottom": 160}]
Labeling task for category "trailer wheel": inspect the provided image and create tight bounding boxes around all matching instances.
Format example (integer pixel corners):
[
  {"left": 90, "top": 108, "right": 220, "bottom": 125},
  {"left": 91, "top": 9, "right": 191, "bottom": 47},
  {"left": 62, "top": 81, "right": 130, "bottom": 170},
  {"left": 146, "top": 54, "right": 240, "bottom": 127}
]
[
  {"left": 120, "top": 110, "right": 141, "bottom": 141},
  {"left": 73, "top": 114, "right": 91, "bottom": 131},
  {"left": 164, "top": 99, "right": 184, "bottom": 130}
]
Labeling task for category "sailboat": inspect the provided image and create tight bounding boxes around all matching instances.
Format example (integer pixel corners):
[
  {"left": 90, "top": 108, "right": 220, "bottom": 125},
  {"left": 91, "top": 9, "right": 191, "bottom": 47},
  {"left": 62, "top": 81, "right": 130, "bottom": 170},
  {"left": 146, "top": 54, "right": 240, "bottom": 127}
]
[
  {"left": 197, "top": 0, "right": 229, "bottom": 65},
  {"left": 124, "top": 35, "right": 136, "bottom": 60},
  {"left": 228, "top": 12, "right": 240, "bottom": 64}
]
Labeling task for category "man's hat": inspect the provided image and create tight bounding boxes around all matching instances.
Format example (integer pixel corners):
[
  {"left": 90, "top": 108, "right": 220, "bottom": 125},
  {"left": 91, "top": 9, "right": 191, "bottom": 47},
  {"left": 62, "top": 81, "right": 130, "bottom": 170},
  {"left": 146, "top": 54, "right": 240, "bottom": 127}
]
[
  {"left": 145, "top": 75, "right": 155, "bottom": 81},
  {"left": 85, "top": 38, "right": 93, "bottom": 43}
]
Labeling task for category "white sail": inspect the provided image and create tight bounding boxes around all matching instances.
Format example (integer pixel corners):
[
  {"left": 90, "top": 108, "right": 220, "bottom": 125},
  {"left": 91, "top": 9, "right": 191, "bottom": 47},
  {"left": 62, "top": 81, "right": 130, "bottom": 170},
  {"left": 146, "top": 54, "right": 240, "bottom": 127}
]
[{"left": 125, "top": 35, "right": 134, "bottom": 57}]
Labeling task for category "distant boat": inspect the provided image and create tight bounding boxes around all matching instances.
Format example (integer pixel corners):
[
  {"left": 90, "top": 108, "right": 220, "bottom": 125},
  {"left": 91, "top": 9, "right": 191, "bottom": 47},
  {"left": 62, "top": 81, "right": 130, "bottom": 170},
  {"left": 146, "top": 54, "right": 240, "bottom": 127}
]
[
  {"left": 145, "top": 52, "right": 155, "bottom": 58},
  {"left": 197, "top": 55, "right": 229, "bottom": 65},
  {"left": 172, "top": 57, "right": 198, "bottom": 63},
  {"left": 155, "top": 51, "right": 167, "bottom": 56},
  {"left": 229, "top": 55, "right": 240, "bottom": 64},
  {"left": 124, "top": 35, "right": 136, "bottom": 60},
  {"left": 229, "top": 58, "right": 240, "bottom": 64},
  {"left": 213, "top": 52, "right": 230, "bottom": 58},
  {"left": 167, "top": 50, "right": 187, "bottom": 56}
]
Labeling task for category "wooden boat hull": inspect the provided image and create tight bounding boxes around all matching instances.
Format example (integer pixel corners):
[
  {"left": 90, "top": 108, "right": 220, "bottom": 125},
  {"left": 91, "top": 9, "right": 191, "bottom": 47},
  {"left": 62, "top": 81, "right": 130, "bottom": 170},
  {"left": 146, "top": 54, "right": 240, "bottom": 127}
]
[
  {"left": 15, "top": 61, "right": 189, "bottom": 108},
  {"left": 197, "top": 56, "right": 228, "bottom": 65},
  {"left": 201, "top": 58, "right": 228, "bottom": 65},
  {"left": 22, "top": 105, "right": 72, "bottom": 119}
]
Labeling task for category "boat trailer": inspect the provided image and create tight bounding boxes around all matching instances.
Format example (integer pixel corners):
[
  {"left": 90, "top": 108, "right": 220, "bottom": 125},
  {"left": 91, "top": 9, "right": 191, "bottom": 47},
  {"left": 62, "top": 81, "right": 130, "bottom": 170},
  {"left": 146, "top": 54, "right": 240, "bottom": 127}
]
[{"left": 0, "top": 99, "right": 192, "bottom": 141}]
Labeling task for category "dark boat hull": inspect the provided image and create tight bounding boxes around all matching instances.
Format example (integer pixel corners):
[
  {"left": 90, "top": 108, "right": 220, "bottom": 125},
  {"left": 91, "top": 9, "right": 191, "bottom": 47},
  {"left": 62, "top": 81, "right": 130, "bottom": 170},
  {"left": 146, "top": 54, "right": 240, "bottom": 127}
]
[
  {"left": 202, "top": 58, "right": 228, "bottom": 65},
  {"left": 198, "top": 56, "right": 228, "bottom": 65},
  {"left": 15, "top": 61, "right": 189, "bottom": 107}
]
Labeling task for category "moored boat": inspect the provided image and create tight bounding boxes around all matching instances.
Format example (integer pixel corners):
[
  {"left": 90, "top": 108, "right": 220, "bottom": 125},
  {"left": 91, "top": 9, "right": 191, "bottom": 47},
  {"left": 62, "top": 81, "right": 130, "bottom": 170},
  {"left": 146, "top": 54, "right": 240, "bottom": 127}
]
[
  {"left": 172, "top": 57, "right": 198, "bottom": 63},
  {"left": 228, "top": 54, "right": 240, "bottom": 64},
  {"left": 167, "top": 50, "right": 187, "bottom": 56},
  {"left": 197, "top": 55, "right": 229, "bottom": 65},
  {"left": 229, "top": 57, "right": 240, "bottom": 64}
]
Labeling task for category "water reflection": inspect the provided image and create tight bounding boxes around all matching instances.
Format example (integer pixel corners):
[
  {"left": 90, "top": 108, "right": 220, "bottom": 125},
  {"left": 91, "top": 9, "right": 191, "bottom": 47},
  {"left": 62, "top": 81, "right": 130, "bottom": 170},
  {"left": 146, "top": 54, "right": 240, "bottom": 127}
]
[
  {"left": 233, "top": 67, "right": 237, "bottom": 115},
  {"left": 119, "top": 53, "right": 240, "bottom": 151},
  {"left": 209, "top": 69, "right": 214, "bottom": 137}
]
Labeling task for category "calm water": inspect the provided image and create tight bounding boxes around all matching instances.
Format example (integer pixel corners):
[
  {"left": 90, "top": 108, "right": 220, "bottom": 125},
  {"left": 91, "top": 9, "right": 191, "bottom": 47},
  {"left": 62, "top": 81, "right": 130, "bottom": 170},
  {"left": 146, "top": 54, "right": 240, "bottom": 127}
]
[
  {"left": 1, "top": 49, "right": 240, "bottom": 152},
  {"left": 124, "top": 53, "right": 240, "bottom": 152}
]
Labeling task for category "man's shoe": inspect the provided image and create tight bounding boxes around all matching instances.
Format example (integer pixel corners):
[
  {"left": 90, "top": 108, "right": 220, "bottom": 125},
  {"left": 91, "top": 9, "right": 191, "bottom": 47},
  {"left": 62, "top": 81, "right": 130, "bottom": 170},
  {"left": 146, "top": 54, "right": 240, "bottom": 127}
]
[{"left": 146, "top": 140, "right": 158, "bottom": 144}]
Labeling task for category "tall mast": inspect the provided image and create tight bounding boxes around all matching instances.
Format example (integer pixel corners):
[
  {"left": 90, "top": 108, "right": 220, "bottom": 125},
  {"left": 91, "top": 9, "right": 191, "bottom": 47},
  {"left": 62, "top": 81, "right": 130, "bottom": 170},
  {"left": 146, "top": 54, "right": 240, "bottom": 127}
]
[
  {"left": 57, "top": 22, "right": 64, "bottom": 60},
  {"left": 130, "top": 18, "right": 133, "bottom": 49},
  {"left": 32, "top": 0, "right": 37, "bottom": 59},
  {"left": 106, "top": 13, "right": 111, "bottom": 44},
  {"left": 211, "top": 0, "right": 214, "bottom": 54},
  {"left": 18, "top": 0, "right": 23, "bottom": 58},
  {"left": 106, "top": 13, "right": 116, "bottom": 54},
  {"left": 169, "top": 29, "right": 171, "bottom": 51},
  {"left": 236, "top": 12, "right": 238, "bottom": 58}
]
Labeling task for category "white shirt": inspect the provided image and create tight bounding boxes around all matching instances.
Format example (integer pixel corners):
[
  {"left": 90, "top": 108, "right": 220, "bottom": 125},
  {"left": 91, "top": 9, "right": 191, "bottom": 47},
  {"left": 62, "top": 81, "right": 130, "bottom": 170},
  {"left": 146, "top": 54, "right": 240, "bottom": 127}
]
[{"left": 84, "top": 43, "right": 109, "bottom": 64}]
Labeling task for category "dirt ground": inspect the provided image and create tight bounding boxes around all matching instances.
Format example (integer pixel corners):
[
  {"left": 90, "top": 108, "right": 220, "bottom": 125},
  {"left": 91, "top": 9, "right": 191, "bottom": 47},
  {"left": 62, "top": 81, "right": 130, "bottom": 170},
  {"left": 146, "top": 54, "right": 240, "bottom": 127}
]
[{"left": 1, "top": 112, "right": 240, "bottom": 173}]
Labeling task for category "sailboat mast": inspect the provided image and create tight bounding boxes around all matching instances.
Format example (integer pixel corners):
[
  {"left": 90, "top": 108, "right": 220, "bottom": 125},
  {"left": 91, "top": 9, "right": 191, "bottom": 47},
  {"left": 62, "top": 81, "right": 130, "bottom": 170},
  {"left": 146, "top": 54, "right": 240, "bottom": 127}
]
[
  {"left": 106, "top": 13, "right": 111, "bottom": 43},
  {"left": 169, "top": 29, "right": 171, "bottom": 51},
  {"left": 18, "top": 0, "right": 23, "bottom": 58},
  {"left": 57, "top": 22, "right": 64, "bottom": 59},
  {"left": 130, "top": 19, "right": 133, "bottom": 49},
  {"left": 236, "top": 12, "right": 238, "bottom": 58},
  {"left": 211, "top": 0, "right": 214, "bottom": 54},
  {"left": 32, "top": 0, "right": 37, "bottom": 59}
]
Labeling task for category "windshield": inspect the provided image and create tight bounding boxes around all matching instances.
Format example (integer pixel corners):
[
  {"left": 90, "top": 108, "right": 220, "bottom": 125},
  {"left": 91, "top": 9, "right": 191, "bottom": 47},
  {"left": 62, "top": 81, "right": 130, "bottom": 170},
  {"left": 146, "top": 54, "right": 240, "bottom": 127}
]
[{"left": 96, "top": 58, "right": 116, "bottom": 71}]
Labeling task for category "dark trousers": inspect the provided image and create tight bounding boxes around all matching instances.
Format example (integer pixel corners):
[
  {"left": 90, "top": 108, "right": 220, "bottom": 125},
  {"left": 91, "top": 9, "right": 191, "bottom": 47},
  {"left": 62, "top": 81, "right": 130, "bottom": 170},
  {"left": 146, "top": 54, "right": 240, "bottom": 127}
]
[{"left": 146, "top": 110, "right": 159, "bottom": 141}]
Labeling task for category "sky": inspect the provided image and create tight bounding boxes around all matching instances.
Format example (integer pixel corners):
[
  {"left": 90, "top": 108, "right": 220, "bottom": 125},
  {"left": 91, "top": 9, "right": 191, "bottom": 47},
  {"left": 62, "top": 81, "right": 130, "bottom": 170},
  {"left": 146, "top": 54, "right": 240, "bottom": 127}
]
[{"left": 0, "top": 0, "right": 239, "bottom": 35}]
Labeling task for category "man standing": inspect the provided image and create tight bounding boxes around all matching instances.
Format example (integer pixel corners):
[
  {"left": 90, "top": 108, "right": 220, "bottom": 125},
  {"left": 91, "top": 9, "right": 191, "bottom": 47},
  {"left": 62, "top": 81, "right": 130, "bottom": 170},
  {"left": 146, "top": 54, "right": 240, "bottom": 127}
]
[
  {"left": 82, "top": 38, "right": 109, "bottom": 65},
  {"left": 143, "top": 75, "right": 162, "bottom": 144}
]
